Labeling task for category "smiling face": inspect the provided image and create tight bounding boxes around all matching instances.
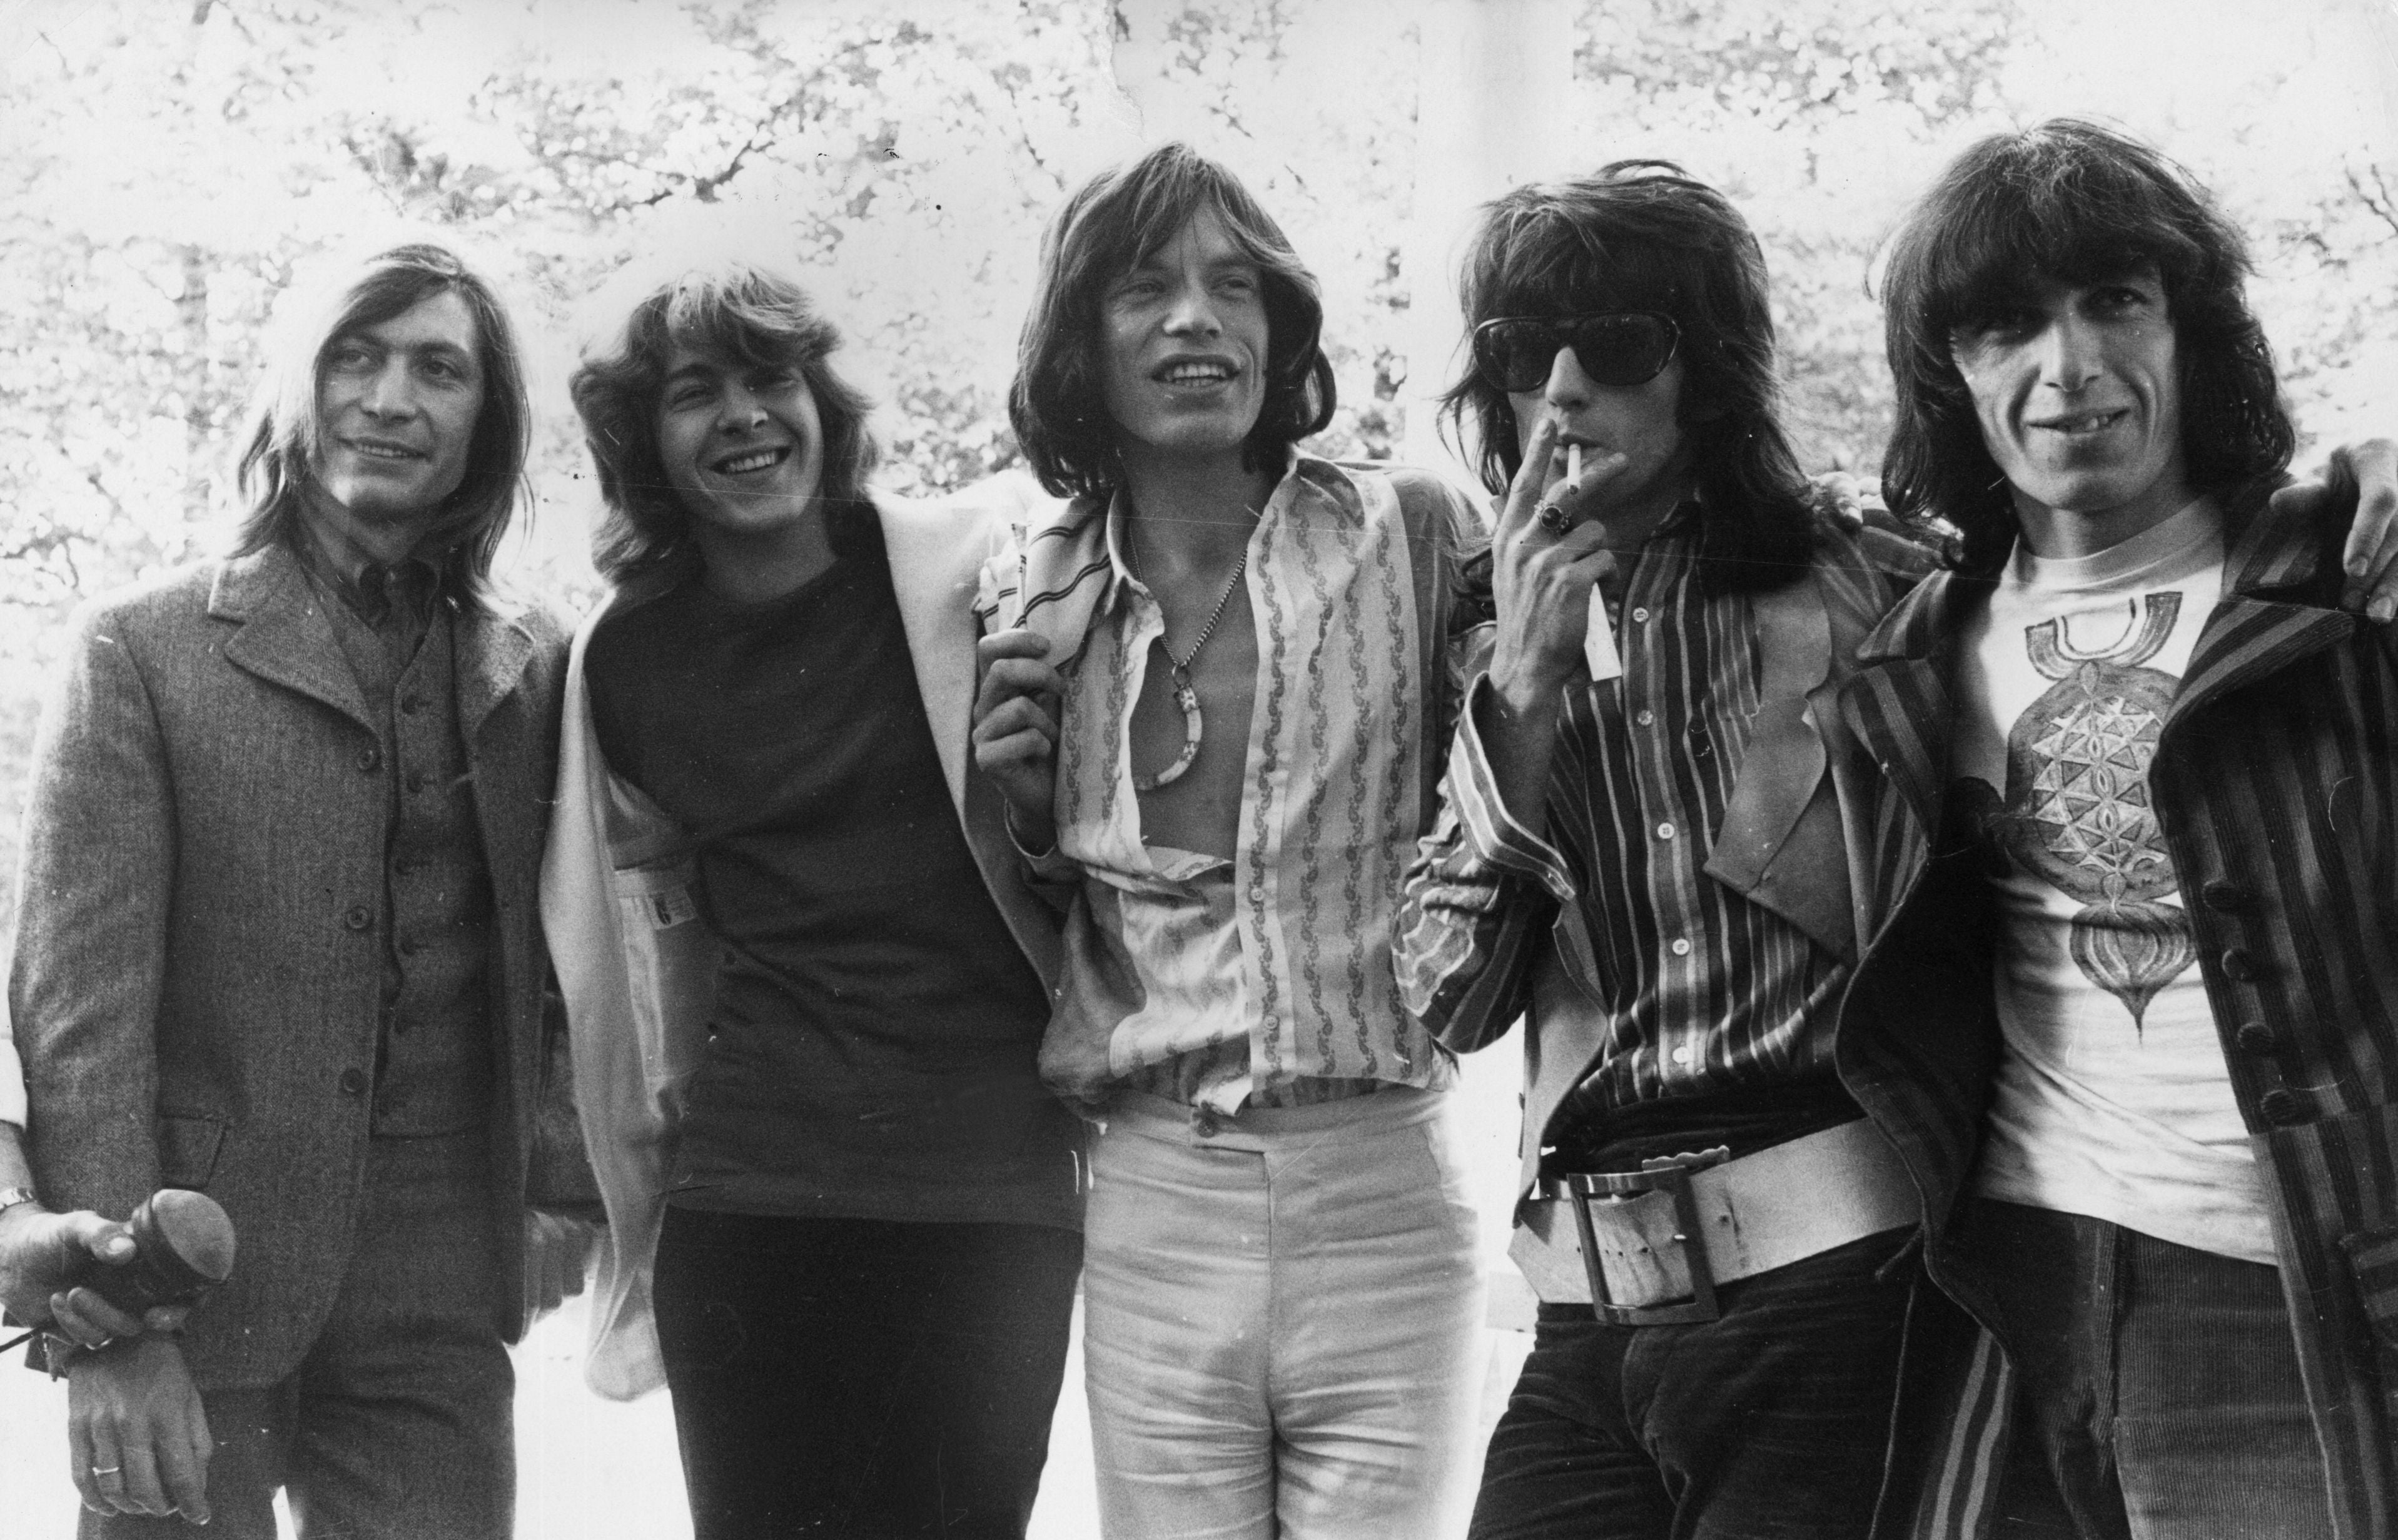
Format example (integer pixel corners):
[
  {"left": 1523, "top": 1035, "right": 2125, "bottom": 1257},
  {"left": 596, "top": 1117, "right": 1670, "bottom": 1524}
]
[
  {"left": 1951, "top": 268, "right": 2192, "bottom": 556},
  {"left": 311, "top": 288, "right": 485, "bottom": 525},
  {"left": 1095, "top": 205, "right": 1271, "bottom": 475},
  {"left": 1507, "top": 340, "right": 1692, "bottom": 540},
  {"left": 652, "top": 343, "right": 827, "bottom": 544}
]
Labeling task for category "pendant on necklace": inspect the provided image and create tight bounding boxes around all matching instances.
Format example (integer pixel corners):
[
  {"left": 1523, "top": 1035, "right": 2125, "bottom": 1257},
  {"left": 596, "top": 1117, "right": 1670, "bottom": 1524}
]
[{"left": 1135, "top": 663, "right": 1205, "bottom": 792}]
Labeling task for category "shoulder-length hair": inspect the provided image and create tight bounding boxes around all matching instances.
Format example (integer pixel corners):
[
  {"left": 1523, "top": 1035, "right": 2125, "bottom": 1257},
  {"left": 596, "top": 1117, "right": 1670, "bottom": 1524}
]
[
  {"left": 1010, "top": 142, "right": 1336, "bottom": 501},
  {"left": 569, "top": 260, "right": 879, "bottom": 586},
  {"left": 233, "top": 243, "right": 529, "bottom": 607},
  {"left": 1440, "top": 162, "right": 1816, "bottom": 594},
  {"left": 1881, "top": 118, "right": 2294, "bottom": 574}
]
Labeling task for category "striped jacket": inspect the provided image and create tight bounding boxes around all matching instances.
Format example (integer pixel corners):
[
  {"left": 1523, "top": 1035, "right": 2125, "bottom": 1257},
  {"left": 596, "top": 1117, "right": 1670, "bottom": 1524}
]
[{"left": 1839, "top": 480, "right": 2398, "bottom": 1539}]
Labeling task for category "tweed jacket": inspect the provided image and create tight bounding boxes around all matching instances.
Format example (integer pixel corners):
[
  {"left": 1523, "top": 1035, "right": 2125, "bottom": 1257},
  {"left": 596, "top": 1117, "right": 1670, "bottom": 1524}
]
[
  {"left": 542, "top": 491, "right": 1068, "bottom": 1401},
  {"left": 10, "top": 538, "right": 591, "bottom": 1390},
  {"left": 1840, "top": 482, "right": 2398, "bottom": 1539}
]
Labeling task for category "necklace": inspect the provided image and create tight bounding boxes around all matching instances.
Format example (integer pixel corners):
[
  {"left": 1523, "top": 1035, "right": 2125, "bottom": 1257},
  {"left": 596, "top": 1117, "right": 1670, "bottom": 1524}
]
[{"left": 1127, "top": 539, "right": 1248, "bottom": 792}]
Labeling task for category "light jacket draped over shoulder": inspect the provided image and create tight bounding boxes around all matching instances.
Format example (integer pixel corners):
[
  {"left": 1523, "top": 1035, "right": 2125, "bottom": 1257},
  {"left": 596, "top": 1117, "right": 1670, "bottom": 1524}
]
[{"left": 543, "top": 489, "right": 1065, "bottom": 1400}]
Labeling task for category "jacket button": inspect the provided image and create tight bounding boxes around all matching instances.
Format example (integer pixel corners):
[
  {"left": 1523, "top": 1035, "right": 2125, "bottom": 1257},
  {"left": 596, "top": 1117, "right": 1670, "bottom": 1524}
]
[
  {"left": 400, "top": 694, "right": 425, "bottom": 716},
  {"left": 2259, "top": 1089, "right": 2306, "bottom": 1127},
  {"left": 2220, "top": 948, "right": 2262, "bottom": 982},
  {"left": 2234, "top": 1021, "right": 2277, "bottom": 1056},
  {"left": 356, "top": 745, "right": 382, "bottom": 773},
  {"left": 343, "top": 904, "right": 373, "bottom": 931},
  {"left": 337, "top": 1068, "right": 368, "bottom": 1096},
  {"left": 2201, "top": 879, "right": 2247, "bottom": 912}
]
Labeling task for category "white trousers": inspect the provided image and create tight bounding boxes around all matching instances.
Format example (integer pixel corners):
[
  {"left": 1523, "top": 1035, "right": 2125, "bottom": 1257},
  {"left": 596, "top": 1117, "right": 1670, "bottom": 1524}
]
[{"left": 1082, "top": 1088, "right": 1485, "bottom": 1540}]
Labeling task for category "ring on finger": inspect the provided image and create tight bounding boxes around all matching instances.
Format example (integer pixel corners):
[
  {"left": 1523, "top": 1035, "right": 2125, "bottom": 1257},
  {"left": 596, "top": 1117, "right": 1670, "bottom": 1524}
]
[{"left": 1537, "top": 503, "right": 1574, "bottom": 537}]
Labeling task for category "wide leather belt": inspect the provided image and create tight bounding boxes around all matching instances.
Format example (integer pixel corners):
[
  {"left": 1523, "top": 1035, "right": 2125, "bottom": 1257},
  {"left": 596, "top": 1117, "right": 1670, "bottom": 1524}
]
[{"left": 1509, "top": 1117, "right": 1917, "bottom": 1326}]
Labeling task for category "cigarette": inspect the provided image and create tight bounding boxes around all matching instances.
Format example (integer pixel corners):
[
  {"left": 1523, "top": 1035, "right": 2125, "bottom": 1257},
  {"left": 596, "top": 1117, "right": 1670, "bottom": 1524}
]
[{"left": 1568, "top": 443, "right": 1582, "bottom": 487}]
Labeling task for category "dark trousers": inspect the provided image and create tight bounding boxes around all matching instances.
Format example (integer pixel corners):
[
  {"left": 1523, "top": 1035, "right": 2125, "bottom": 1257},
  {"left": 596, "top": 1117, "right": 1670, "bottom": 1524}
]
[
  {"left": 1951, "top": 1198, "right": 2334, "bottom": 1539},
  {"left": 652, "top": 1208, "right": 1083, "bottom": 1540},
  {"left": 1470, "top": 1228, "right": 1913, "bottom": 1540},
  {"left": 87, "top": 1132, "right": 513, "bottom": 1540}
]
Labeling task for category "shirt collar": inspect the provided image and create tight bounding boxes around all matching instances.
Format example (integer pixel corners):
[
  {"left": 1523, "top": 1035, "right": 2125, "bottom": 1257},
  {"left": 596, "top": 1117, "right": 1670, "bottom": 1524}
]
[{"left": 1098, "top": 457, "right": 1307, "bottom": 609}]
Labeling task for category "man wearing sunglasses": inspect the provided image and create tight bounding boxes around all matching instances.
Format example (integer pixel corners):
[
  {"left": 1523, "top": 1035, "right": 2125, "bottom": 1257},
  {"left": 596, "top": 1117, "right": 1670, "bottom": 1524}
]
[{"left": 1393, "top": 160, "right": 2398, "bottom": 1539}]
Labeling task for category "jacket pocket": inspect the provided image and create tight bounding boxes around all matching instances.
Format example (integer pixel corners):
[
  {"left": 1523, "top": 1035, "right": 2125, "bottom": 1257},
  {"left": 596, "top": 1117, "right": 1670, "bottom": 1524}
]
[
  {"left": 156, "top": 1112, "right": 228, "bottom": 1188},
  {"left": 610, "top": 858, "right": 715, "bottom": 1121},
  {"left": 2339, "top": 1222, "right": 2398, "bottom": 1421}
]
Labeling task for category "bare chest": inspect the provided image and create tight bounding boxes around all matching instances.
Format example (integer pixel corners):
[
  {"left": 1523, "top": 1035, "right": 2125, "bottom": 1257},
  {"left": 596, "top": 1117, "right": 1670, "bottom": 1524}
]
[{"left": 1128, "top": 581, "right": 1257, "bottom": 863}]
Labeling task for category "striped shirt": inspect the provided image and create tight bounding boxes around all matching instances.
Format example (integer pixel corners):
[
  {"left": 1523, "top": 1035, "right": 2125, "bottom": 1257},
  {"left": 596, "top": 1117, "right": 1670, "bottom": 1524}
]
[
  {"left": 1396, "top": 505, "right": 1850, "bottom": 1142},
  {"left": 975, "top": 456, "right": 1484, "bottom": 1115}
]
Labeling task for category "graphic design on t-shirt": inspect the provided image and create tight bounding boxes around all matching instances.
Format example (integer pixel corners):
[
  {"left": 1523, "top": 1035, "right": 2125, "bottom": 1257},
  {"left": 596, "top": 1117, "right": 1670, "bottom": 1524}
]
[{"left": 1965, "top": 591, "right": 2195, "bottom": 1030}]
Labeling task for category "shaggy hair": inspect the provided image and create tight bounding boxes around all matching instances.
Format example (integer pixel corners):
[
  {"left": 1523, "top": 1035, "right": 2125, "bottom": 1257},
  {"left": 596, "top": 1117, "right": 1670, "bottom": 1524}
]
[
  {"left": 233, "top": 243, "right": 529, "bottom": 605},
  {"left": 1010, "top": 142, "right": 1335, "bottom": 500},
  {"left": 1442, "top": 161, "right": 1816, "bottom": 593},
  {"left": 1880, "top": 118, "right": 2294, "bottom": 573},
  {"left": 570, "top": 260, "right": 879, "bottom": 585}
]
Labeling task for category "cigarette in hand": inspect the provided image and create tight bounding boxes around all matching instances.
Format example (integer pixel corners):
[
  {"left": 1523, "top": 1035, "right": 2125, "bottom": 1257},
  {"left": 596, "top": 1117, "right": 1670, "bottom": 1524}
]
[{"left": 1568, "top": 443, "right": 1582, "bottom": 488}]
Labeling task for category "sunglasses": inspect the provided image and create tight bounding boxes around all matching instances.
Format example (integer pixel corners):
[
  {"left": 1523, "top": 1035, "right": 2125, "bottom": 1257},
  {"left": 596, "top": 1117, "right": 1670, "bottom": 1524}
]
[{"left": 1471, "top": 312, "right": 1682, "bottom": 393}]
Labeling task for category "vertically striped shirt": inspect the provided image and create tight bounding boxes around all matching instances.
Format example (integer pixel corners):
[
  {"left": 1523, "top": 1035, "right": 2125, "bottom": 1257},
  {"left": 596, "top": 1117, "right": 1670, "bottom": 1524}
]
[
  {"left": 1396, "top": 505, "right": 1851, "bottom": 1145},
  {"left": 976, "top": 456, "right": 1485, "bottom": 1115}
]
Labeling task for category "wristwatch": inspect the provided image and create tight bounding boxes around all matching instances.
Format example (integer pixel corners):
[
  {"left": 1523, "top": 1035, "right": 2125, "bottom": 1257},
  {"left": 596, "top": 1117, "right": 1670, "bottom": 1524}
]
[{"left": 0, "top": 1185, "right": 39, "bottom": 1215}]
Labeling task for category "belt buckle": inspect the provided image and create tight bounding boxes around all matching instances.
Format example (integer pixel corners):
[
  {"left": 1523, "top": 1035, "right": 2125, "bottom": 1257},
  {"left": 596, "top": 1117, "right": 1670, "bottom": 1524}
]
[{"left": 1557, "top": 1145, "right": 1728, "bottom": 1327}]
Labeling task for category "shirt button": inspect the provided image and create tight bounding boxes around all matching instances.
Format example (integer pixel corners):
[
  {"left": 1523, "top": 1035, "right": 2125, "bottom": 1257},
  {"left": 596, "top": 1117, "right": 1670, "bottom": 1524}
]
[
  {"left": 343, "top": 904, "right": 373, "bottom": 931},
  {"left": 1670, "top": 937, "right": 1692, "bottom": 957},
  {"left": 355, "top": 745, "right": 382, "bottom": 773},
  {"left": 2234, "top": 1021, "right": 2277, "bottom": 1056},
  {"left": 1670, "top": 1045, "right": 1694, "bottom": 1066},
  {"left": 2259, "top": 1089, "right": 2306, "bottom": 1127},
  {"left": 2221, "top": 948, "right": 2262, "bottom": 982},
  {"left": 1631, "top": 607, "right": 1651, "bottom": 624},
  {"left": 1636, "top": 709, "right": 1656, "bottom": 727},
  {"left": 337, "top": 1068, "right": 368, "bottom": 1096},
  {"left": 2201, "top": 880, "right": 2248, "bottom": 912},
  {"left": 406, "top": 772, "right": 428, "bottom": 794},
  {"left": 1656, "top": 821, "right": 1676, "bottom": 841}
]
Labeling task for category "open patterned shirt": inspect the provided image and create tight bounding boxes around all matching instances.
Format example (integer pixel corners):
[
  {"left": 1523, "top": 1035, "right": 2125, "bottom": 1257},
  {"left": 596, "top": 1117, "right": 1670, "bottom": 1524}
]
[{"left": 976, "top": 455, "right": 1485, "bottom": 1115}]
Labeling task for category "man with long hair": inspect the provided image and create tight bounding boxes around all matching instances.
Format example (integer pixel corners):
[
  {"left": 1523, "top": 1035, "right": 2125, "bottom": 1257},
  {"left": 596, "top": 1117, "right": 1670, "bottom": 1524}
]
[
  {"left": 547, "top": 259, "right": 1083, "bottom": 1539},
  {"left": 971, "top": 143, "right": 1489, "bottom": 1536},
  {"left": 1393, "top": 163, "right": 1939, "bottom": 1539},
  {"left": 1854, "top": 119, "right": 2398, "bottom": 1537},
  {"left": 11, "top": 241, "right": 597, "bottom": 1537}
]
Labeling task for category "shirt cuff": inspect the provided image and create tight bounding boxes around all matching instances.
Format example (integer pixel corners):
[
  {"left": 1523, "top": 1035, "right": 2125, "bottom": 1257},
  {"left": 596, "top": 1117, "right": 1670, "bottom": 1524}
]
[
  {"left": 1003, "top": 805, "right": 1080, "bottom": 883},
  {"left": 1449, "top": 674, "right": 1579, "bottom": 906}
]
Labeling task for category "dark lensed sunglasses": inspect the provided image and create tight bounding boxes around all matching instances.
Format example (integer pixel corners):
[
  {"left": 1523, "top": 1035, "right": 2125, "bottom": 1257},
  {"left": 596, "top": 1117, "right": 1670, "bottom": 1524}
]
[{"left": 1471, "top": 312, "right": 1682, "bottom": 393}]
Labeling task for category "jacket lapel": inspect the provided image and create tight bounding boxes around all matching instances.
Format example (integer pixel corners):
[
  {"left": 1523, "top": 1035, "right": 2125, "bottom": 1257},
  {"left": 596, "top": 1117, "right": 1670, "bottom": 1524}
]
[
  {"left": 879, "top": 494, "right": 983, "bottom": 816},
  {"left": 455, "top": 597, "right": 539, "bottom": 748},
  {"left": 879, "top": 491, "right": 1069, "bottom": 991},
  {"left": 1703, "top": 567, "right": 1850, "bottom": 956},
  {"left": 212, "top": 542, "right": 374, "bottom": 732},
  {"left": 2167, "top": 486, "right": 2355, "bottom": 734},
  {"left": 1839, "top": 567, "right": 1981, "bottom": 850}
]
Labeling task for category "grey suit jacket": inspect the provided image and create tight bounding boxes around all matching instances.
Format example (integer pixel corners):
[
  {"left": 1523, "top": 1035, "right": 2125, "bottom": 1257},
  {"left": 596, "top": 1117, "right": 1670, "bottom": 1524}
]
[{"left": 10, "top": 538, "right": 588, "bottom": 1389}]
